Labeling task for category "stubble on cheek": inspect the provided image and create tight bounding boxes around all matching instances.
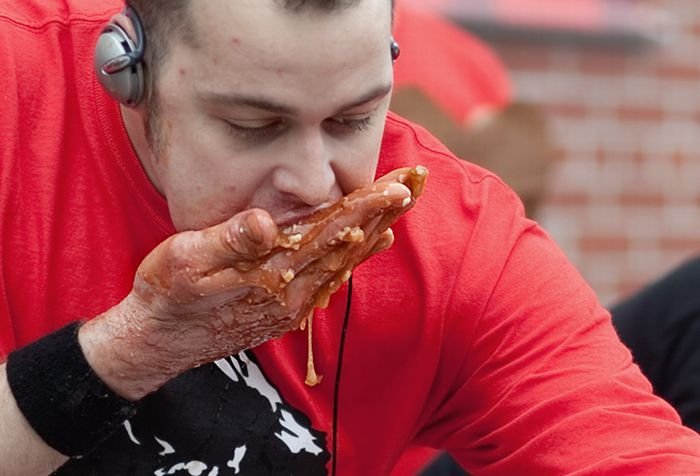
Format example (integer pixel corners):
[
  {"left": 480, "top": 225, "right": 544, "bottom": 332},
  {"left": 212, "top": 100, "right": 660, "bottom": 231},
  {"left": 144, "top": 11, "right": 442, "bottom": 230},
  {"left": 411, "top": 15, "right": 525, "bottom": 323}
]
[{"left": 144, "top": 96, "right": 172, "bottom": 167}]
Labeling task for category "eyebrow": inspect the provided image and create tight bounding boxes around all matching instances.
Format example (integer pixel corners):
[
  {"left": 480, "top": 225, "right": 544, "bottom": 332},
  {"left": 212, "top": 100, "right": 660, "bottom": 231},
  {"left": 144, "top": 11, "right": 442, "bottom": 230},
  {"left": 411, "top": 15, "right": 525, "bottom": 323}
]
[{"left": 198, "top": 83, "right": 393, "bottom": 116}]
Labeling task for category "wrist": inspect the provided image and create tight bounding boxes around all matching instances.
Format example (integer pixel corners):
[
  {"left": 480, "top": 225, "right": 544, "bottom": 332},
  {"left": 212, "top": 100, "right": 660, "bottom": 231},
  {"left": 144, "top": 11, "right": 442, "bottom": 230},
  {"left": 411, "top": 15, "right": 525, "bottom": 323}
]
[{"left": 79, "top": 294, "right": 177, "bottom": 401}]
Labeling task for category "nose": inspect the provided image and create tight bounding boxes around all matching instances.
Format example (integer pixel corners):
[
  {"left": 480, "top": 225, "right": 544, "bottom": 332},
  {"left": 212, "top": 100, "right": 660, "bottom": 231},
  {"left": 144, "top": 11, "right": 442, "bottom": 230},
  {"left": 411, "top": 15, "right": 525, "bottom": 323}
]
[{"left": 273, "top": 128, "right": 338, "bottom": 206}]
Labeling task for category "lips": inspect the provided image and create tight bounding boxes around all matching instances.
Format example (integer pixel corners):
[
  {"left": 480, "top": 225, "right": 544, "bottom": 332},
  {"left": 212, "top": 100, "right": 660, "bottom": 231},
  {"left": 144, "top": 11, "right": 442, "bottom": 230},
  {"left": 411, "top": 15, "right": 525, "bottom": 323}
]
[{"left": 270, "top": 202, "right": 335, "bottom": 229}]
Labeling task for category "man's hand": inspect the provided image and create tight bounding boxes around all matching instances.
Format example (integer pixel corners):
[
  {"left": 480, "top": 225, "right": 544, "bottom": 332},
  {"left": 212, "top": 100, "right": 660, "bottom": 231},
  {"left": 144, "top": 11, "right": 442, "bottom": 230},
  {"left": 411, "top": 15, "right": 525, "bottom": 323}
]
[{"left": 80, "top": 166, "right": 427, "bottom": 400}]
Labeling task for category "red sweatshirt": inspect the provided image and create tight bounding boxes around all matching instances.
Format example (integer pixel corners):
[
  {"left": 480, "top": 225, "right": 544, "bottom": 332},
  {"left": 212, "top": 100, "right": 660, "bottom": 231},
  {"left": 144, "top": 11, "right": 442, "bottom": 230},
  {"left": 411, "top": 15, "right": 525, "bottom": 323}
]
[{"left": 2, "top": 1, "right": 700, "bottom": 474}]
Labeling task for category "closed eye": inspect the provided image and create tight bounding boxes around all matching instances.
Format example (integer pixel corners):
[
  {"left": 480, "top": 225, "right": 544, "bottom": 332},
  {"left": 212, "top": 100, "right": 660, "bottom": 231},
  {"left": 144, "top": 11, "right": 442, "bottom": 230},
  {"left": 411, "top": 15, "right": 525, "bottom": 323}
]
[
  {"left": 323, "top": 116, "right": 373, "bottom": 136},
  {"left": 224, "top": 119, "right": 286, "bottom": 143},
  {"left": 222, "top": 111, "right": 376, "bottom": 144}
]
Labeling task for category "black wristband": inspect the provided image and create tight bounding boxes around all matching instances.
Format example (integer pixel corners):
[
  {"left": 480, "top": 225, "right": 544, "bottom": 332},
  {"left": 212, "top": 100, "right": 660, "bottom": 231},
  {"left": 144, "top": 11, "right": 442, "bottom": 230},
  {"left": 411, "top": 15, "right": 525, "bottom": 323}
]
[{"left": 6, "top": 321, "right": 139, "bottom": 457}]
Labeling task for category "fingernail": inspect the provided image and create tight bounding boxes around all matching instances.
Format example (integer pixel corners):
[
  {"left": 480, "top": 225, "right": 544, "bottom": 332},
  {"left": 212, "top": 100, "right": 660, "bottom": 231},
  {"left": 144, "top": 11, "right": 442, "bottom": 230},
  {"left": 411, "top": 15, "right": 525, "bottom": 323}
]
[
  {"left": 244, "top": 213, "right": 264, "bottom": 244},
  {"left": 386, "top": 183, "right": 412, "bottom": 205}
]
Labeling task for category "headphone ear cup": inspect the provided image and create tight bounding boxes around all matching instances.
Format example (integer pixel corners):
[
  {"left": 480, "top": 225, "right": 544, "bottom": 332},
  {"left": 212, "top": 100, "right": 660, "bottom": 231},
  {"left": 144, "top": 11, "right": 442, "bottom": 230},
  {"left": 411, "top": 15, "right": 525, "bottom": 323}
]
[{"left": 94, "top": 23, "right": 144, "bottom": 106}]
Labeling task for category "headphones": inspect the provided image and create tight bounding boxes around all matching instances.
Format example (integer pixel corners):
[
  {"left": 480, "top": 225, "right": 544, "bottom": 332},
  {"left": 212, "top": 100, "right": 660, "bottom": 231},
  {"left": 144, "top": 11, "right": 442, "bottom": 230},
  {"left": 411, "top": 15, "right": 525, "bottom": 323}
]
[
  {"left": 390, "top": 38, "right": 400, "bottom": 62},
  {"left": 95, "top": 7, "right": 400, "bottom": 107},
  {"left": 94, "top": 6, "right": 146, "bottom": 106}
]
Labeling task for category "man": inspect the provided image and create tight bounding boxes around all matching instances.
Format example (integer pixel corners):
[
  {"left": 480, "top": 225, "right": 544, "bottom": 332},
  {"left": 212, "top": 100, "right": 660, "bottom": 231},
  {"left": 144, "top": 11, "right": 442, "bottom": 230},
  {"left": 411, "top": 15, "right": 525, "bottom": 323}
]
[{"left": 1, "top": 1, "right": 699, "bottom": 475}]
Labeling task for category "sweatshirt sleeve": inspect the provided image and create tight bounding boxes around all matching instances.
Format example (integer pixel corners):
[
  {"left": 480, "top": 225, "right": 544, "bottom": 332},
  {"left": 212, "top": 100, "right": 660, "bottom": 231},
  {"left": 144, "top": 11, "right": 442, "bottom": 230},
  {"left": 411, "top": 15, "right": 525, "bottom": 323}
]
[{"left": 414, "top": 219, "right": 700, "bottom": 474}]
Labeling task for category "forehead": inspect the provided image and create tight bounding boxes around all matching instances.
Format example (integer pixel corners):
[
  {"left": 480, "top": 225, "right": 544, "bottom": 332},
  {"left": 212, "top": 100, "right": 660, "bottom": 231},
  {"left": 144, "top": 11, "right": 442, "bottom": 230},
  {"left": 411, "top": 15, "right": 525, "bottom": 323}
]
[
  {"left": 173, "top": 0, "right": 393, "bottom": 109},
  {"left": 188, "top": 0, "right": 392, "bottom": 47}
]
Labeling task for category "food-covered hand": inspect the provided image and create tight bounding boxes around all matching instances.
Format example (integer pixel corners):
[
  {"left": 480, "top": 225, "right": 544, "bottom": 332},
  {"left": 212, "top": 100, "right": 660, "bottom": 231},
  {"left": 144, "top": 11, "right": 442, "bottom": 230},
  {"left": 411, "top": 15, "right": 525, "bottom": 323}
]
[{"left": 79, "top": 166, "right": 428, "bottom": 399}]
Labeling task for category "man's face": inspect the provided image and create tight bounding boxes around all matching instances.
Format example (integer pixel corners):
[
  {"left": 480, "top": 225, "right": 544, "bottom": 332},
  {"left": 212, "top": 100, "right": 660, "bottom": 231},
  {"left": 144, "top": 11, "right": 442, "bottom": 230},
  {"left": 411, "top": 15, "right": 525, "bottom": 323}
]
[{"left": 143, "top": 0, "right": 394, "bottom": 231}]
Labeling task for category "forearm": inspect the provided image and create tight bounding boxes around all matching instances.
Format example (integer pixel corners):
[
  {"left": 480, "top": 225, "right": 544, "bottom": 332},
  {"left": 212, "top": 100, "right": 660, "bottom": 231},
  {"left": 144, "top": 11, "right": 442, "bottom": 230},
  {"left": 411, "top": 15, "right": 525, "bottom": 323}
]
[
  {"left": 0, "top": 363, "right": 68, "bottom": 475},
  {"left": 0, "top": 302, "right": 153, "bottom": 472},
  {"left": 0, "top": 298, "right": 150, "bottom": 476}
]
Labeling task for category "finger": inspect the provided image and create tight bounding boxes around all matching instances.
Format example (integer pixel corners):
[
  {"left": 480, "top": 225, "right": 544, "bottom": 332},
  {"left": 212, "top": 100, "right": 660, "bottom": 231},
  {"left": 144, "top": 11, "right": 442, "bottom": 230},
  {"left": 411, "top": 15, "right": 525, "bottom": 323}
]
[
  {"left": 365, "top": 228, "right": 394, "bottom": 259},
  {"left": 283, "top": 226, "right": 393, "bottom": 315},
  {"left": 274, "top": 178, "right": 411, "bottom": 312},
  {"left": 374, "top": 165, "right": 429, "bottom": 199},
  {"left": 330, "top": 222, "right": 395, "bottom": 278},
  {"left": 347, "top": 167, "right": 428, "bottom": 242},
  {"left": 203, "top": 208, "right": 279, "bottom": 271},
  {"left": 188, "top": 209, "right": 393, "bottom": 307},
  {"left": 282, "top": 263, "right": 344, "bottom": 321},
  {"left": 373, "top": 166, "right": 413, "bottom": 185},
  {"left": 342, "top": 177, "right": 419, "bottom": 241},
  {"left": 316, "top": 180, "right": 412, "bottom": 234},
  {"left": 275, "top": 181, "right": 411, "bottom": 275}
]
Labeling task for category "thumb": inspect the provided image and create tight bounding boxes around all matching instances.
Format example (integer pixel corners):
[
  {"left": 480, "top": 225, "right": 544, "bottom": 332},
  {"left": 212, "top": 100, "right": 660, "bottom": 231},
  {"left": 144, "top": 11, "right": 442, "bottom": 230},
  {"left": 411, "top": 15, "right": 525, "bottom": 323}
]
[{"left": 206, "top": 208, "right": 278, "bottom": 268}]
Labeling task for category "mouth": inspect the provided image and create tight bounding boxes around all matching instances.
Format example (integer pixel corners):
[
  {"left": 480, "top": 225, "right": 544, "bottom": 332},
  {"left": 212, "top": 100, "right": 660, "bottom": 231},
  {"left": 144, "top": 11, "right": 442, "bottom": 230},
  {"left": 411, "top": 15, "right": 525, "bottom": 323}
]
[{"left": 272, "top": 203, "right": 334, "bottom": 228}]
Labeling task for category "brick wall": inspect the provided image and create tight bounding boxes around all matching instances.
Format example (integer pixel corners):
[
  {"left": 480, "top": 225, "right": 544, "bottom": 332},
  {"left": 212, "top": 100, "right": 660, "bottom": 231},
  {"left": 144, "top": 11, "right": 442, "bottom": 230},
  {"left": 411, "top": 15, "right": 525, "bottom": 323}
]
[{"left": 487, "top": 0, "right": 700, "bottom": 305}]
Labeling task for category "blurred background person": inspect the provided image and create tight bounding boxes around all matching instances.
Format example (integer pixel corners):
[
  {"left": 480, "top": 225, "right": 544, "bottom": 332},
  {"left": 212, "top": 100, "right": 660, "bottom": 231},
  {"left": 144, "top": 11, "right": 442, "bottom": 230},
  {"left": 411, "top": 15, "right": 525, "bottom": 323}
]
[
  {"left": 390, "top": 3, "right": 555, "bottom": 220},
  {"left": 612, "top": 253, "right": 700, "bottom": 433}
]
